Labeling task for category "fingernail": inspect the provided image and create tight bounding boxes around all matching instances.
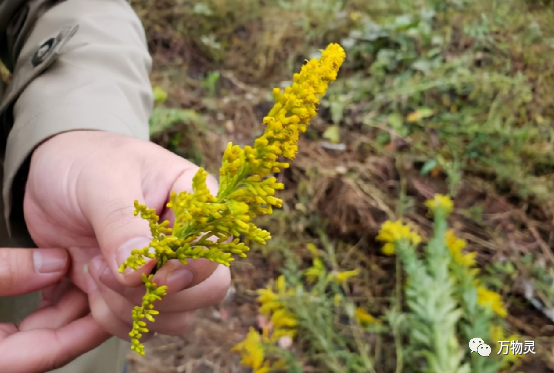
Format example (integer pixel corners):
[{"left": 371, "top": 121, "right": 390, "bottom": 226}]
[
  {"left": 99, "top": 265, "right": 112, "bottom": 285},
  {"left": 88, "top": 256, "right": 105, "bottom": 277},
  {"left": 116, "top": 237, "right": 152, "bottom": 269},
  {"left": 83, "top": 263, "right": 98, "bottom": 293},
  {"left": 166, "top": 268, "right": 194, "bottom": 290},
  {"left": 33, "top": 249, "right": 67, "bottom": 274},
  {"left": 84, "top": 256, "right": 106, "bottom": 293}
]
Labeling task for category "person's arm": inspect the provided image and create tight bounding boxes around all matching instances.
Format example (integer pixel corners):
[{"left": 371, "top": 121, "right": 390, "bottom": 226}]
[
  {"left": 1, "top": 1, "right": 230, "bottom": 351},
  {"left": 0, "top": 0, "right": 153, "bottom": 228}
]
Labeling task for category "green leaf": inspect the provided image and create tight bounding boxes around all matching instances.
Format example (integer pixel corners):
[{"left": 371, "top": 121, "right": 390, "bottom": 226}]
[
  {"left": 505, "top": 261, "right": 516, "bottom": 275},
  {"left": 322, "top": 125, "right": 341, "bottom": 143},
  {"left": 521, "top": 254, "right": 533, "bottom": 266},
  {"left": 149, "top": 107, "right": 202, "bottom": 136},
  {"left": 152, "top": 86, "right": 168, "bottom": 104},
  {"left": 388, "top": 113, "right": 408, "bottom": 136},
  {"left": 418, "top": 107, "right": 434, "bottom": 118},
  {"left": 376, "top": 132, "right": 391, "bottom": 145},
  {"left": 421, "top": 159, "right": 438, "bottom": 175},
  {"left": 330, "top": 100, "right": 346, "bottom": 124}
]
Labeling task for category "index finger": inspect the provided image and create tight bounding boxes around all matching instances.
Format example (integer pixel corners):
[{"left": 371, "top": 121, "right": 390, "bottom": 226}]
[{"left": 0, "top": 248, "right": 69, "bottom": 297}]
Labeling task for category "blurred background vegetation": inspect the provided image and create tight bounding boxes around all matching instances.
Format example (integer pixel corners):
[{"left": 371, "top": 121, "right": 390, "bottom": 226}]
[{"left": 129, "top": 0, "right": 554, "bottom": 372}]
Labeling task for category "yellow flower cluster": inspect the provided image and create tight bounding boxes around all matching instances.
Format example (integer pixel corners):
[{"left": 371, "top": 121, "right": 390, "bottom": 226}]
[
  {"left": 303, "top": 252, "right": 360, "bottom": 285},
  {"left": 445, "top": 230, "right": 476, "bottom": 267},
  {"left": 241, "top": 43, "right": 347, "bottom": 178},
  {"left": 376, "top": 196, "right": 457, "bottom": 256},
  {"left": 477, "top": 286, "right": 508, "bottom": 318},
  {"left": 424, "top": 193, "right": 454, "bottom": 216},
  {"left": 332, "top": 269, "right": 360, "bottom": 284},
  {"left": 304, "top": 257, "right": 326, "bottom": 284},
  {"left": 490, "top": 325, "right": 523, "bottom": 367},
  {"left": 128, "top": 274, "right": 167, "bottom": 354},
  {"left": 257, "top": 275, "right": 298, "bottom": 342},
  {"left": 445, "top": 229, "right": 508, "bottom": 318},
  {"left": 120, "top": 44, "right": 346, "bottom": 355},
  {"left": 233, "top": 276, "right": 297, "bottom": 372},
  {"left": 355, "top": 307, "right": 382, "bottom": 326},
  {"left": 444, "top": 222, "right": 511, "bottom": 365},
  {"left": 376, "top": 220, "right": 422, "bottom": 255},
  {"left": 231, "top": 328, "right": 285, "bottom": 373}
]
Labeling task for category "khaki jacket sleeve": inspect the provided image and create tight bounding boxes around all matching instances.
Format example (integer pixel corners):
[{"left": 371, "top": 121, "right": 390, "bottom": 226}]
[{"left": 0, "top": 0, "right": 153, "bottom": 228}]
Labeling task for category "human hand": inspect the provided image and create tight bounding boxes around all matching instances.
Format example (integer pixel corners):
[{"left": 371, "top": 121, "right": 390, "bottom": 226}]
[
  {"left": 23, "top": 130, "right": 231, "bottom": 342},
  {"left": 0, "top": 247, "right": 109, "bottom": 373}
]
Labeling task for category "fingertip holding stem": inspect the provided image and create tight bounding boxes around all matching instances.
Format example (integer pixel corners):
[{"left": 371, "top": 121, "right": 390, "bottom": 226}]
[
  {"left": 114, "top": 237, "right": 156, "bottom": 283},
  {"left": 116, "top": 237, "right": 154, "bottom": 269},
  {"left": 167, "top": 268, "right": 193, "bottom": 289},
  {"left": 153, "top": 261, "right": 194, "bottom": 293},
  {"left": 83, "top": 259, "right": 100, "bottom": 294}
]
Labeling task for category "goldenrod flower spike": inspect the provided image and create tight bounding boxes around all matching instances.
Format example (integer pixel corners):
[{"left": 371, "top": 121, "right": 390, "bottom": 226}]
[{"left": 120, "top": 43, "right": 346, "bottom": 355}]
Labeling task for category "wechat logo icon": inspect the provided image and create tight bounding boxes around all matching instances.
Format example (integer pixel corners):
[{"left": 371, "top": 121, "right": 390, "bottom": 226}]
[{"left": 469, "top": 338, "right": 492, "bottom": 357}]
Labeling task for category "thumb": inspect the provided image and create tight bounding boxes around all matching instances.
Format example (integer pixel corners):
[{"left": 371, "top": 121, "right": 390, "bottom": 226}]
[
  {"left": 0, "top": 248, "right": 69, "bottom": 296},
  {"left": 79, "top": 171, "right": 156, "bottom": 287}
]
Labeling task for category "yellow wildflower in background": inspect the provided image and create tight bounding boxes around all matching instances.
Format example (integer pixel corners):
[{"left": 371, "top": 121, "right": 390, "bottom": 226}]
[
  {"left": 381, "top": 241, "right": 396, "bottom": 255},
  {"left": 331, "top": 269, "right": 360, "bottom": 285},
  {"left": 304, "top": 246, "right": 361, "bottom": 287},
  {"left": 490, "top": 325, "right": 523, "bottom": 368},
  {"left": 304, "top": 257, "right": 326, "bottom": 284},
  {"left": 270, "top": 309, "right": 298, "bottom": 340},
  {"left": 257, "top": 275, "right": 298, "bottom": 341},
  {"left": 424, "top": 194, "right": 454, "bottom": 216},
  {"left": 445, "top": 230, "right": 476, "bottom": 267},
  {"left": 258, "top": 275, "right": 289, "bottom": 315},
  {"left": 355, "top": 307, "right": 382, "bottom": 326},
  {"left": 232, "top": 328, "right": 273, "bottom": 373},
  {"left": 477, "top": 287, "right": 508, "bottom": 318},
  {"left": 306, "top": 242, "right": 319, "bottom": 257},
  {"left": 234, "top": 278, "right": 298, "bottom": 371},
  {"left": 376, "top": 220, "right": 422, "bottom": 255},
  {"left": 120, "top": 43, "right": 346, "bottom": 354}
]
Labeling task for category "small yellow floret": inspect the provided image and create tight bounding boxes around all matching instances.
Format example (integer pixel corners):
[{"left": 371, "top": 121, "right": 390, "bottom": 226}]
[
  {"left": 355, "top": 307, "right": 382, "bottom": 326},
  {"left": 424, "top": 194, "right": 454, "bottom": 216},
  {"left": 332, "top": 269, "right": 360, "bottom": 284},
  {"left": 477, "top": 286, "right": 507, "bottom": 318}
]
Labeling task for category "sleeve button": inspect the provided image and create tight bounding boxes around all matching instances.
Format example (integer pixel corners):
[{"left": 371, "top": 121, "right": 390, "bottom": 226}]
[{"left": 32, "top": 38, "right": 57, "bottom": 67}]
